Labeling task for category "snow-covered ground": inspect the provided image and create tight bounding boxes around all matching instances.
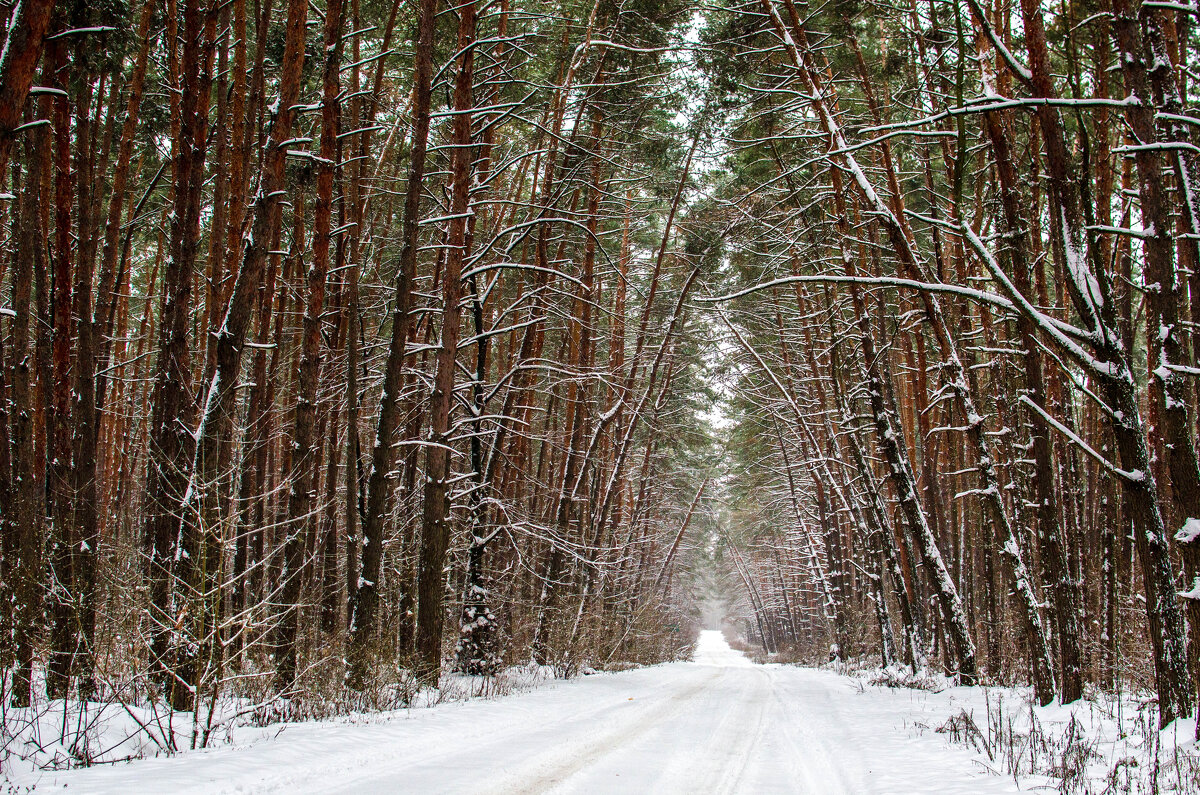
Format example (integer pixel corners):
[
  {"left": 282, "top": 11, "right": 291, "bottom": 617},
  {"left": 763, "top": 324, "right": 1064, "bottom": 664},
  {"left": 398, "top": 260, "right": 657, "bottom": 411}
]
[{"left": 8, "top": 631, "right": 1054, "bottom": 794}]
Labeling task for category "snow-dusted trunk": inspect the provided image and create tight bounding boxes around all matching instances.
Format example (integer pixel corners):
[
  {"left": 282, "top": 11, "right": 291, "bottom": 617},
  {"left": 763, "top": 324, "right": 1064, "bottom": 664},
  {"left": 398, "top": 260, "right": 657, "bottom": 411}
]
[
  {"left": 228, "top": 249, "right": 280, "bottom": 664},
  {"left": 343, "top": 241, "right": 360, "bottom": 632},
  {"left": 0, "top": 302, "right": 9, "bottom": 675},
  {"left": 967, "top": 0, "right": 1194, "bottom": 722},
  {"left": 1110, "top": 0, "right": 1200, "bottom": 728},
  {"left": 454, "top": 291, "right": 495, "bottom": 673},
  {"left": 815, "top": 160, "right": 971, "bottom": 676},
  {"left": 275, "top": 0, "right": 344, "bottom": 691},
  {"left": 178, "top": 0, "right": 301, "bottom": 709},
  {"left": 67, "top": 62, "right": 101, "bottom": 697},
  {"left": 44, "top": 38, "right": 75, "bottom": 700},
  {"left": 140, "top": 0, "right": 214, "bottom": 707},
  {"left": 226, "top": 0, "right": 275, "bottom": 660},
  {"left": 560, "top": 122, "right": 610, "bottom": 656},
  {"left": 8, "top": 128, "right": 46, "bottom": 707},
  {"left": 848, "top": 283, "right": 976, "bottom": 682},
  {"left": 413, "top": 0, "right": 476, "bottom": 682},
  {"left": 773, "top": 422, "right": 838, "bottom": 637},
  {"left": 0, "top": 0, "right": 55, "bottom": 174},
  {"left": 452, "top": 2, "right": 512, "bottom": 676},
  {"left": 831, "top": 362, "right": 925, "bottom": 672},
  {"left": 542, "top": 126, "right": 604, "bottom": 662},
  {"left": 869, "top": 545, "right": 896, "bottom": 670},
  {"left": 975, "top": 68, "right": 1083, "bottom": 702},
  {"left": 344, "top": 0, "right": 437, "bottom": 688},
  {"left": 783, "top": 293, "right": 903, "bottom": 664}
]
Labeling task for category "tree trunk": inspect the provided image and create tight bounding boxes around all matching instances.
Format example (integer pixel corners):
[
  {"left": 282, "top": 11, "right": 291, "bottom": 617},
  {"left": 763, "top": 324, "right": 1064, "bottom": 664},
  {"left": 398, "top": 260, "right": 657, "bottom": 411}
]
[
  {"left": 275, "top": 0, "right": 344, "bottom": 692},
  {"left": 413, "top": 0, "right": 476, "bottom": 682},
  {"left": 345, "top": 0, "right": 439, "bottom": 688}
]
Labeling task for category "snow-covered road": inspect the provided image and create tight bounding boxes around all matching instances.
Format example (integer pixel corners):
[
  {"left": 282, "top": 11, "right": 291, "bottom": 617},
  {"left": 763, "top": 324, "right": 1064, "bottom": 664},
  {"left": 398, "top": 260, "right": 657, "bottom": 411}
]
[{"left": 22, "top": 631, "right": 1020, "bottom": 793}]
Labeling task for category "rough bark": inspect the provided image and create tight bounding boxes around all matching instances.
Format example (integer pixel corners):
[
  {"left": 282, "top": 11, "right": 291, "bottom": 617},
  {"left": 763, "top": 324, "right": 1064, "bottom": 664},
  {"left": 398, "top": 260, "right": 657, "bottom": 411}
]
[
  {"left": 346, "top": 0, "right": 438, "bottom": 688},
  {"left": 413, "top": 0, "right": 476, "bottom": 682}
]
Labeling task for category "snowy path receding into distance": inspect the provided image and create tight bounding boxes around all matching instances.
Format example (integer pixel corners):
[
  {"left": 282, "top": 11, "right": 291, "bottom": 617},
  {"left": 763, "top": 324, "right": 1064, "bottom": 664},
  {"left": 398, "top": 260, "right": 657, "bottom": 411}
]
[{"left": 21, "top": 632, "right": 1021, "bottom": 794}]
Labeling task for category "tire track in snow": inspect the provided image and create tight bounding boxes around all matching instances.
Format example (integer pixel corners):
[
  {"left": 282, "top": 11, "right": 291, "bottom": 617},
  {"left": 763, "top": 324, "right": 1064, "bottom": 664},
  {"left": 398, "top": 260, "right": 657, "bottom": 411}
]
[
  {"left": 705, "top": 666, "right": 770, "bottom": 794},
  {"left": 762, "top": 667, "right": 857, "bottom": 793},
  {"left": 495, "top": 638, "right": 856, "bottom": 795},
  {"left": 485, "top": 667, "right": 722, "bottom": 795},
  {"left": 638, "top": 665, "right": 761, "bottom": 791}
]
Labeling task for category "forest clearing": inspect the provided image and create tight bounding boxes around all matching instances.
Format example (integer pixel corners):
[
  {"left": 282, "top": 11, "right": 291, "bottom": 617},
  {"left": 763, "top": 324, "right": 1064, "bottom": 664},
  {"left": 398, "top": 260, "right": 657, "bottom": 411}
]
[{"left": 4, "top": 0, "right": 1200, "bottom": 790}]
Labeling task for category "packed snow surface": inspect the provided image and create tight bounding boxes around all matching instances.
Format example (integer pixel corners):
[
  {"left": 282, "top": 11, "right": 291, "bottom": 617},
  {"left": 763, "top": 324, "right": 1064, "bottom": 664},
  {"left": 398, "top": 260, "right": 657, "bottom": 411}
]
[{"left": 16, "top": 631, "right": 1022, "bottom": 794}]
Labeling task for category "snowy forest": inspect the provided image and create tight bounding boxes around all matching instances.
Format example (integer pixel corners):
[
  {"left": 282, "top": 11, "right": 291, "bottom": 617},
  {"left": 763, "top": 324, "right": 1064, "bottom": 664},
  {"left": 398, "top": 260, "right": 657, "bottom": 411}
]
[{"left": 4, "top": 0, "right": 1200, "bottom": 789}]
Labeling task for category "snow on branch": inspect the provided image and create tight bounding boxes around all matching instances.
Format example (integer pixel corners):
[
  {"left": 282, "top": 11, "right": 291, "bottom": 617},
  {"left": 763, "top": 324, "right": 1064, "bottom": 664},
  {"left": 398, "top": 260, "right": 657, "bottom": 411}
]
[{"left": 1018, "top": 395, "right": 1143, "bottom": 482}]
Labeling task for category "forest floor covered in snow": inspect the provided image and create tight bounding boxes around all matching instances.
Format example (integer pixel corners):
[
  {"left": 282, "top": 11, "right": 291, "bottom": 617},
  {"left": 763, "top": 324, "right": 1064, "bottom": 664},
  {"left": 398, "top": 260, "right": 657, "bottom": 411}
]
[{"left": 5, "top": 631, "right": 1199, "bottom": 793}]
